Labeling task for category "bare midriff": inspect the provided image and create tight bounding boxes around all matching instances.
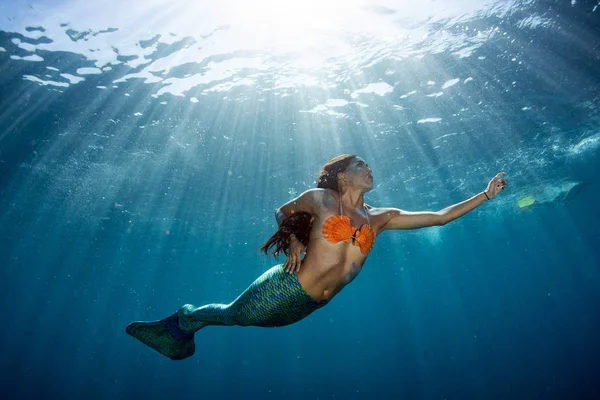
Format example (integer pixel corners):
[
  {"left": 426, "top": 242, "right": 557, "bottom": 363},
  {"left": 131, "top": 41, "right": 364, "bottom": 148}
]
[{"left": 296, "top": 218, "right": 371, "bottom": 301}]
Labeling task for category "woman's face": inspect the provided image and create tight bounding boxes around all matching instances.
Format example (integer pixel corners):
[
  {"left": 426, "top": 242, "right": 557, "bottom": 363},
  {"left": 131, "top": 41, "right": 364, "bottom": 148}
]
[{"left": 341, "top": 157, "right": 373, "bottom": 191}]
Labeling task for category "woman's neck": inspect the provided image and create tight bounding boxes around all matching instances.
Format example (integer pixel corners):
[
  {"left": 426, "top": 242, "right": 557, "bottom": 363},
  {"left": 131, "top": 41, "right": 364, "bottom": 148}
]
[{"left": 339, "top": 188, "right": 365, "bottom": 211}]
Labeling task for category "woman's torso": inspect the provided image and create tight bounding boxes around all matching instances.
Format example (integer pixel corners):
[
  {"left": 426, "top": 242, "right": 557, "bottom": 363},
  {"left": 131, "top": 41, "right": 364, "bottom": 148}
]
[{"left": 296, "top": 190, "right": 385, "bottom": 301}]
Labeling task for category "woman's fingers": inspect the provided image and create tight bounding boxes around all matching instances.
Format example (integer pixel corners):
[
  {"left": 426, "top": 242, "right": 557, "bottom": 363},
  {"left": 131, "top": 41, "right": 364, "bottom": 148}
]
[
  {"left": 491, "top": 175, "right": 508, "bottom": 194},
  {"left": 290, "top": 257, "right": 297, "bottom": 272},
  {"left": 285, "top": 256, "right": 294, "bottom": 273},
  {"left": 284, "top": 249, "right": 303, "bottom": 274},
  {"left": 496, "top": 178, "right": 507, "bottom": 191},
  {"left": 285, "top": 255, "right": 295, "bottom": 273}
]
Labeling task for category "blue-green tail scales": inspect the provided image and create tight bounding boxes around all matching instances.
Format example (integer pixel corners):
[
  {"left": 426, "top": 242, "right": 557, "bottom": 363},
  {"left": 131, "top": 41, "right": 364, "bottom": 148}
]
[{"left": 126, "top": 265, "right": 328, "bottom": 360}]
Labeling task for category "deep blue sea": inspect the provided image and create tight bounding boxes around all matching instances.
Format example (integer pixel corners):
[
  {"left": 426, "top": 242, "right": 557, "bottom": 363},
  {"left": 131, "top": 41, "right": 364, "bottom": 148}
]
[{"left": 1, "top": 1, "right": 599, "bottom": 399}]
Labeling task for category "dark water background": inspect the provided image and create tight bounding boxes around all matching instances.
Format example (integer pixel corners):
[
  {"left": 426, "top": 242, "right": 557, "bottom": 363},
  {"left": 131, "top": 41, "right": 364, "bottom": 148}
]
[{"left": 1, "top": 0, "right": 599, "bottom": 399}]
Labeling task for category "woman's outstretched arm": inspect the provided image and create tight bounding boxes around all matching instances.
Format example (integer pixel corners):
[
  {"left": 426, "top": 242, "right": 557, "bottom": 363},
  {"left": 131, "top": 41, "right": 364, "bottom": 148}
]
[{"left": 379, "top": 172, "right": 507, "bottom": 231}]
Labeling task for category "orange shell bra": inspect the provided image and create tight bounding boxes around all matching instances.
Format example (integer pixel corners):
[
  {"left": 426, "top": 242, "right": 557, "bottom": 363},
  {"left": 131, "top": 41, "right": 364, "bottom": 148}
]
[{"left": 321, "top": 199, "right": 375, "bottom": 255}]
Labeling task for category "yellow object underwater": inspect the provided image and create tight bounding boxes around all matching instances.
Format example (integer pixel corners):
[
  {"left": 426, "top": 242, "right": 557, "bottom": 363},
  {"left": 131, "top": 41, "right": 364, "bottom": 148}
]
[{"left": 518, "top": 195, "right": 535, "bottom": 208}]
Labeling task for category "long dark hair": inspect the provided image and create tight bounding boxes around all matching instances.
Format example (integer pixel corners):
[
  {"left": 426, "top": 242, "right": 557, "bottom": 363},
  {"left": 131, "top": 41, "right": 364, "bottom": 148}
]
[{"left": 260, "top": 154, "right": 357, "bottom": 257}]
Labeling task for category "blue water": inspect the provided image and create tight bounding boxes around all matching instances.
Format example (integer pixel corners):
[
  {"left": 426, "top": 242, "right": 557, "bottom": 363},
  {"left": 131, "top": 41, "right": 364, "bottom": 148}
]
[{"left": 1, "top": 0, "right": 599, "bottom": 399}]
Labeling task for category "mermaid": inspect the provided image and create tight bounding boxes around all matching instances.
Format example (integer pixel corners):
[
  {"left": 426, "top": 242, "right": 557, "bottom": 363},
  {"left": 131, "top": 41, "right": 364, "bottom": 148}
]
[{"left": 126, "top": 154, "right": 507, "bottom": 360}]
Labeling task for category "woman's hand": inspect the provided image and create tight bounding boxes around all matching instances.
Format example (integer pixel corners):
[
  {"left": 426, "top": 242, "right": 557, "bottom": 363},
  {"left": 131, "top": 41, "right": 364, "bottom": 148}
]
[
  {"left": 284, "top": 234, "right": 306, "bottom": 274},
  {"left": 484, "top": 172, "right": 508, "bottom": 200}
]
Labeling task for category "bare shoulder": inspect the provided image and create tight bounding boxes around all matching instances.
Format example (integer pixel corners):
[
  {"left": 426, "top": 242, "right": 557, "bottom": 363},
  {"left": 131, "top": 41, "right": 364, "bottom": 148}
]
[
  {"left": 289, "top": 188, "right": 338, "bottom": 213},
  {"left": 305, "top": 188, "right": 330, "bottom": 196},
  {"left": 303, "top": 188, "right": 338, "bottom": 213},
  {"left": 296, "top": 188, "right": 332, "bottom": 204},
  {"left": 319, "top": 188, "right": 338, "bottom": 205},
  {"left": 278, "top": 188, "right": 330, "bottom": 215}
]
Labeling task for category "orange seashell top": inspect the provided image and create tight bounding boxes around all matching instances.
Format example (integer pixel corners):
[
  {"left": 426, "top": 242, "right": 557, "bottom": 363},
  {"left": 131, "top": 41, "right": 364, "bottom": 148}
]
[{"left": 321, "top": 206, "right": 375, "bottom": 255}]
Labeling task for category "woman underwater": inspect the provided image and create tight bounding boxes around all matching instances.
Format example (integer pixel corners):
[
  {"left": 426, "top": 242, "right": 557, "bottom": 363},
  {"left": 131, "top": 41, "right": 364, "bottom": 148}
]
[{"left": 126, "top": 154, "right": 507, "bottom": 360}]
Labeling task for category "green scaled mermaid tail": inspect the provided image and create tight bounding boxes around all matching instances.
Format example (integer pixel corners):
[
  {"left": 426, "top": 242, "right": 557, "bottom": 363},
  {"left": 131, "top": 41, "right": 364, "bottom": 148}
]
[{"left": 126, "top": 313, "right": 195, "bottom": 360}]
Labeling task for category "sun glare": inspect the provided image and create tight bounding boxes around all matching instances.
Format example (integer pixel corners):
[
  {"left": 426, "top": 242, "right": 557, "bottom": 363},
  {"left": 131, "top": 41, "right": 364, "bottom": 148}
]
[{"left": 229, "top": 0, "right": 361, "bottom": 47}]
